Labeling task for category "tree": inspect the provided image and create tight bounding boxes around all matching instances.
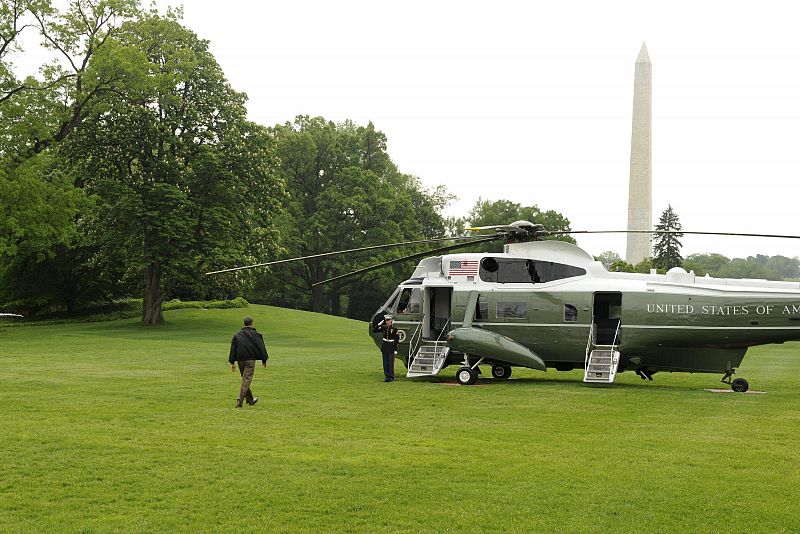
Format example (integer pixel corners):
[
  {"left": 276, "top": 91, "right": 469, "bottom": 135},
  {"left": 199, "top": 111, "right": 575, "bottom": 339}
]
[
  {"left": 596, "top": 251, "right": 621, "bottom": 268},
  {"left": 265, "top": 116, "right": 447, "bottom": 317},
  {"left": 1, "top": 0, "right": 141, "bottom": 157},
  {"left": 609, "top": 259, "right": 635, "bottom": 272},
  {"left": 1, "top": 0, "right": 139, "bottom": 260},
  {"left": 683, "top": 253, "right": 730, "bottom": 277},
  {"left": 652, "top": 205, "right": 683, "bottom": 271},
  {"left": 765, "top": 255, "right": 800, "bottom": 280},
  {"left": 64, "top": 11, "right": 283, "bottom": 324},
  {"left": 634, "top": 257, "right": 654, "bottom": 273},
  {"left": 0, "top": 151, "right": 88, "bottom": 258},
  {"left": 456, "top": 198, "right": 575, "bottom": 253},
  {"left": 0, "top": 240, "right": 112, "bottom": 314},
  {"left": 718, "top": 258, "right": 775, "bottom": 280}
]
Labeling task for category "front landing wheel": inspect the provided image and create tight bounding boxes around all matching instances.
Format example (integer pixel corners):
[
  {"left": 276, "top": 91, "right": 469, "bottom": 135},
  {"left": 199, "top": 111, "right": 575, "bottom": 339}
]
[
  {"left": 456, "top": 366, "right": 478, "bottom": 386},
  {"left": 731, "top": 378, "right": 749, "bottom": 393},
  {"left": 491, "top": 365, "right": 512, "bottom": 379}
]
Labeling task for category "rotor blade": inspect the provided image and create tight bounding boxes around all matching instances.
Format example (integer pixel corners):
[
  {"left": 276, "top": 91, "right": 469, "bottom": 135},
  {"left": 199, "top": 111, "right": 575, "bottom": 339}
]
[
  {"left": 205, "top": 235, "right": 493, "bottom": 275},
  {"left": 465, "top": 225, "right": 526, "bottom": 233},
  {"left": 312, "top": 235, "right": 499, "bottom": 287},
  {"left": 546, "top": 230, "right": 800, "bottom": 239}
]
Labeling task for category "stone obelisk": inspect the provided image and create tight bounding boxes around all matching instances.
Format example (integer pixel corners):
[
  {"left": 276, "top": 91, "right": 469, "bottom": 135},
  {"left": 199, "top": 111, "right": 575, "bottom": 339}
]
[{"left": 625, "top": 43, "right": 652, "bottom": 265}]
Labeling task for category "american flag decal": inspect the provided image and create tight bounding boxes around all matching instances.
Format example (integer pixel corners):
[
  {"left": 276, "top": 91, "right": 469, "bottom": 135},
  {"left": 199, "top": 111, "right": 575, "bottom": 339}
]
[{"left": 449, "top": 260, "right": 479, "bottom": 276}]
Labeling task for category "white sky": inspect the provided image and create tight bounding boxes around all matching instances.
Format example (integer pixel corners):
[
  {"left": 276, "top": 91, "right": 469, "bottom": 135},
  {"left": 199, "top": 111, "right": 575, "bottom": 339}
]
[{"left": 47, "top": 1, "right": 800, "bottom": 259}]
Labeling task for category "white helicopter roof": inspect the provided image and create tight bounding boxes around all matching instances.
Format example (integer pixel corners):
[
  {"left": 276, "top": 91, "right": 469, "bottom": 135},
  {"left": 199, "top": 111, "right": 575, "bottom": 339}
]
[
  {"left": 445, "top": 240, "right": 594, "bottom": 266},
  {"left": 405, "top": 239, "right": 800, "bottom": 297},
  {"left": 410, "top": 240, "right": 597, "bottom": 281}
]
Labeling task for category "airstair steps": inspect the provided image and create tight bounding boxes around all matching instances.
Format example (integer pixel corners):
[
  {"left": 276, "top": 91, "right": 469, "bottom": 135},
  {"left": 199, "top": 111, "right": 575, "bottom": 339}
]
[
  {"left": 407, "top": 343, "right": 449, "bottom": 378},
  {"left": 583, "top": 345, "right": 620, "bottom": 384}
]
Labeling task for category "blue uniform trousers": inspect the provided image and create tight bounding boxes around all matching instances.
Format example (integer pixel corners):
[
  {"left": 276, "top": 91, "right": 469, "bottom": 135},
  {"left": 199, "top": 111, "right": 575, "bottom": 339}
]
[{"left": 381, "top": 345, "right": 395, "bottom": 380}]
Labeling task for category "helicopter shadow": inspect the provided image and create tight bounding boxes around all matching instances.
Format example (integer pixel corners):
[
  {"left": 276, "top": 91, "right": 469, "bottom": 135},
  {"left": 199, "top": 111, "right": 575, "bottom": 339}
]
[{"left": 417, "top": 374, "right": 717, "bottom": 393}]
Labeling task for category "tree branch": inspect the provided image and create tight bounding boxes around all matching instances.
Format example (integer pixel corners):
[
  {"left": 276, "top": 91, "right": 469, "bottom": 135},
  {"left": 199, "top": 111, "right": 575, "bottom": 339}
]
[
  {"left": 0, "top": 72, "right": 76, "bottom": 105},
  {"left": 30, "top": 9, "right": 80, "bottom": 73}
]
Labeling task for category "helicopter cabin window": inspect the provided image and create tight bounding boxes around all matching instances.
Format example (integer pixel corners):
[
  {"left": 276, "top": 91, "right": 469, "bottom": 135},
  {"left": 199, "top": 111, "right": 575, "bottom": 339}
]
[
  {"left": 396, "top": 287, "right": 422, "bottom": 314},
  {"left": 384, "top": 289, "right": 402, "bottom": 311},
  {"left": 496, "top": 301, "right": 527, "bottom": 319},
  {"left": 479, "top": 258, "right": 586, "bottom": 283},
  {"left": 564, "top": 304, "right": 578, "bottom": 322},
  {"left": 474, "top": 295, "right": 489, "bottom": 321}
]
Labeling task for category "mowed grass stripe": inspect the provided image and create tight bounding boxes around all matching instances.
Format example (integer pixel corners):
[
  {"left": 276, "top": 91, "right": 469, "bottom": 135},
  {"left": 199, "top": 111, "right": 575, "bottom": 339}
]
[{"left": 1, "top": 305, "right": 799, "bottom": 532}]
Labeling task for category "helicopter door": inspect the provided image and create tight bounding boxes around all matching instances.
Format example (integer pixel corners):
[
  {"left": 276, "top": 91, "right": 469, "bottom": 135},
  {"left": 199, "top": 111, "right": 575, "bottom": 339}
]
[
  {"left": 423, "top": 287, "right": 453, "bottom": 340},
  {"left": 593, "top": 292, "right": 622, "bottom": 345}
]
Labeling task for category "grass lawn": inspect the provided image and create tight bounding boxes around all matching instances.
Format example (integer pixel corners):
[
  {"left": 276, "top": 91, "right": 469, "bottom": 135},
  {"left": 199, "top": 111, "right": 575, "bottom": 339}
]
[{"left": 1, "top": 304, "right": 799, "bottom": 532}]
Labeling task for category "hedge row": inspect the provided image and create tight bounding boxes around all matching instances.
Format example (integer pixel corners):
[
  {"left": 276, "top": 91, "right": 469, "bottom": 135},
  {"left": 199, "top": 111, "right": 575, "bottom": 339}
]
[{"left": 0, "top": 297, "right": 249, "bottom": 327}]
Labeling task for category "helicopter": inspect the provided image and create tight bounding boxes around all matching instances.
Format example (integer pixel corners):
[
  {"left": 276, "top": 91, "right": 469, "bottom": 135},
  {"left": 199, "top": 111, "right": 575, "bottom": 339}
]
[{"left": 208, "top": 222, "right": 800, "bottom": 392}]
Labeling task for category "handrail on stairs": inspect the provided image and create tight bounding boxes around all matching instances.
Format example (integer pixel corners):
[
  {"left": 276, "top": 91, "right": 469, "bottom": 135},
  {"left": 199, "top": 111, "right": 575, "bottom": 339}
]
[
  {"left": 434, "top": 316, "right": 451, "bottom": 346},
  {"left": 611, "top": 319, "right": 621, "bottom": 351},
  {"left": 431, "top": 316, "right": 451, "bottom": 372},
  {"left": 408, "top": 315, "right": 424, "bottom": 366},
  {"left": 408, "top": 316, "right": 451, "bottom": 374},
  {"left": 584, "top": 322, "right": 595, "bottom": 371}
]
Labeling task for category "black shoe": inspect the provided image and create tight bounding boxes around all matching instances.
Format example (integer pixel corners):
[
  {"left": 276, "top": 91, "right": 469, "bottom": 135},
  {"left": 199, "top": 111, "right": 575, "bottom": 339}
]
[
  {"left": 383, "top": 378, "right": 391, "bottom": 382},
  {"left": 248, "top": 397, "right": 259, "bottom": 406},
  {"left": 235, "top": 401, "right": 243, "bottom": 408}
]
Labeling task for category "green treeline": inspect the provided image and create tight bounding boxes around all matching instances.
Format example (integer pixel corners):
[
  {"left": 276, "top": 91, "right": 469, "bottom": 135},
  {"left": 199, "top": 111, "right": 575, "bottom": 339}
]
[
  {"left": 0, "top": 1, "right": 574, "bottom": 323},
  {"left": 598, "top": 206, "right": 800, "bottom": 279},
  {"left": 600, "top": 250, "right": 800, "bottom": 280},
  {"left": 7, "top": 3, "right": 788, "bottom": 325}
]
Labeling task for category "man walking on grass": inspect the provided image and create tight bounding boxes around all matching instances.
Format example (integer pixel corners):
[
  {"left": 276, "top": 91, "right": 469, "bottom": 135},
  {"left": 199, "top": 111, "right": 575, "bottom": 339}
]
[{"left": 229, "top": 316, "right": 269, "bottom": 407}]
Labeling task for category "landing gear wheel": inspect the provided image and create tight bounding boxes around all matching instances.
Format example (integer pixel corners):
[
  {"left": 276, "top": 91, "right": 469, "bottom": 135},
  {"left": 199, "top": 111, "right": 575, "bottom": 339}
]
[
  {"left": 456, "top": 366, "right": 478, "bottom": 386},
  {"left": 731, "top": 378, "right": 749, "bottom": 393},
  {"left": 491, "top": 365, "right": 512, "bottom": 379}
]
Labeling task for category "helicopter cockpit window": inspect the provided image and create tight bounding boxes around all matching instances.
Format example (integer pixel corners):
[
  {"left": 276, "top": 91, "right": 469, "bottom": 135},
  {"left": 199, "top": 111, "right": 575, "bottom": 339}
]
[
  {"left": 480, "top": 258, "right": 587, "bottom": 283},
  {"left": 497, "top": 301, "right": 527, "bottom": 319},
  {"left": 564, "top": 304, "right": 578, "bottom": 322},
  {"left": 474, "top": 295, "right": 489, "bottom": 321},
  {"left": 384, "top": 288, "right": 402, "bottom": 311},
  {"left": 396, "top": 287, "right": 422, "bottom": 314}
]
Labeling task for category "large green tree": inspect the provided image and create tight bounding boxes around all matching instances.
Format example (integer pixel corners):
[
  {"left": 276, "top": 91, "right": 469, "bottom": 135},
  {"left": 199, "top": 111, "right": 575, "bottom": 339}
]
[
  {"left": 447, "top": 198, "right": 575, "bottom": 253},
  {"left": 683, "top": 253, "right": 731, "bottom": 277},
  {"left": 1, "top": 0, "right": 140, "bottom": 156},
  {"left": 1, "top": 0, "right": 139, "bottom": 260},
  {"left": 652, "top": 205, "right": 683, "bottom": 270},
  {"left": 264, "top": 116, "right": 447, "bottom": 317},
  {"left": 63, "top": 11, "right": 283, "bottom": 324}
]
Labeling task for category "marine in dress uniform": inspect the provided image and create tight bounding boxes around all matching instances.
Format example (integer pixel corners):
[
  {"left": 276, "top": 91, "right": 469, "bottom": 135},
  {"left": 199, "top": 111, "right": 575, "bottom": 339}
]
[{"left": 377, "top": 314, "right": 400, "bottom": 382}]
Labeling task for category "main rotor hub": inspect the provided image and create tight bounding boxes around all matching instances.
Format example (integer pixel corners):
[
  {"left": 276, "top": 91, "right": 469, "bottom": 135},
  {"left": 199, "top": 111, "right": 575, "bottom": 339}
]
[{"left": 507, "top": 221, "right": 547, "bottom": 241}]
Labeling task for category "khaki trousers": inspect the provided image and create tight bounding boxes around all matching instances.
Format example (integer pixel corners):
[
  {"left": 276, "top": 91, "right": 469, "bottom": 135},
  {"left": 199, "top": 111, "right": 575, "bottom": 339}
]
[{"left": 237, "top": 360, "right": 256, "bottom": 405}]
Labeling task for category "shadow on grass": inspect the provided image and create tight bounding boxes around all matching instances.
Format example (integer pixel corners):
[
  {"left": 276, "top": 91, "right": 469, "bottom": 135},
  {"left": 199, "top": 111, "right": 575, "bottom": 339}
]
[{"left": 408, "top": 374, "right": 715, "bottom": 393}]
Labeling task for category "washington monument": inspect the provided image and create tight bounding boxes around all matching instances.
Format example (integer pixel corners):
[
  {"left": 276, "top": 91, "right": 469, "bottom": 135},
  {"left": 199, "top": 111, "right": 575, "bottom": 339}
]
[{"left": 626, "top": 43, "right": 652, "bottom": 265}]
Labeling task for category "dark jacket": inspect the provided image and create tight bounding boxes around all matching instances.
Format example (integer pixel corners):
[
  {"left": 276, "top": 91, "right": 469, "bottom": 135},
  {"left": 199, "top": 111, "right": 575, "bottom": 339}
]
[
  {"left": 229, "top": 327, "right": 269, "bottom": 364},
  {"left": 378, "top": 323, "right": 400, "bottom": 351}
]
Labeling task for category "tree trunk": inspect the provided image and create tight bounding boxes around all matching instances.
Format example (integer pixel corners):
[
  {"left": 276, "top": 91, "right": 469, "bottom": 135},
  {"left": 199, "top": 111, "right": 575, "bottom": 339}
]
[
  {"left": 311, "top": 284, "right": 325, "bottom": 314},
  {"left": 330, "top": 292, "right": 341, "bottom": 316},
  {"left": 142, "top": 262, "right": 164, "bottom": 325}
]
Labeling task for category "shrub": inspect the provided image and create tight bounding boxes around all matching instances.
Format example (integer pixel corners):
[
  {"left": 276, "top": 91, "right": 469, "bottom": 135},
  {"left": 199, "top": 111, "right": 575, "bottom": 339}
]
[{"left": 1, "top": 298, "right": 249, "bottom": 327}]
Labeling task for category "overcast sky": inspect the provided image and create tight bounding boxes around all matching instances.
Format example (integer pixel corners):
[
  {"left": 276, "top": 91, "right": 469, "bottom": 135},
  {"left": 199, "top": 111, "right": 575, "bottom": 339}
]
[{"left": 177, "top": 1, "right": 797, "bottom": 259}]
